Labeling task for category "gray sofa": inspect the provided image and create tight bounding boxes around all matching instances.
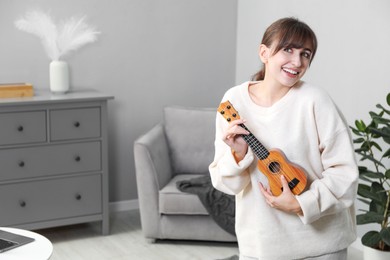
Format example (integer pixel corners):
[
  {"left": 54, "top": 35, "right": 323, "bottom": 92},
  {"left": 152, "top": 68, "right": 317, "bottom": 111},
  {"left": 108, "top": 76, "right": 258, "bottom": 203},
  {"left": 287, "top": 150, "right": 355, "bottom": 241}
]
[{"left": 134, "top": 106, "right": 236, "bottom": 242}]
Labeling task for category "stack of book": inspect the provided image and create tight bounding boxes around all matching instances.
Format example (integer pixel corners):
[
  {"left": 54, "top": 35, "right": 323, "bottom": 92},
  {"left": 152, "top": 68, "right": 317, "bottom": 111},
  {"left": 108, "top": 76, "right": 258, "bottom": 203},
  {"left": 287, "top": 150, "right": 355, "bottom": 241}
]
[{"left": 0, "top": 83, "right": 34, "bottom": 98}]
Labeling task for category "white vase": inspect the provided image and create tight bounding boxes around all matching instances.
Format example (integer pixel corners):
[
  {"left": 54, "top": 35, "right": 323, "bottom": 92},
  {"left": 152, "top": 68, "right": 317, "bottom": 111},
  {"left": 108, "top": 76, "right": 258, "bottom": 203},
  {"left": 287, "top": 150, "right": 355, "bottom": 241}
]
[
  {"left": 50, "top": 60, "right": 69, "bottom": 94},
  {"left": 364, "top": 245, "right": 390, "bottom": 260}
]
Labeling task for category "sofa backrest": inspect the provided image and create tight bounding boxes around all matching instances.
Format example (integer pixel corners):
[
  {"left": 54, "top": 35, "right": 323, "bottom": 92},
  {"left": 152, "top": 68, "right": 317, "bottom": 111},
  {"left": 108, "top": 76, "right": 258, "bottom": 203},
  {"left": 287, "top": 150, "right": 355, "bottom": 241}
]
[{"left": 164, "top": 106, "right": 216, "bottom": 175}]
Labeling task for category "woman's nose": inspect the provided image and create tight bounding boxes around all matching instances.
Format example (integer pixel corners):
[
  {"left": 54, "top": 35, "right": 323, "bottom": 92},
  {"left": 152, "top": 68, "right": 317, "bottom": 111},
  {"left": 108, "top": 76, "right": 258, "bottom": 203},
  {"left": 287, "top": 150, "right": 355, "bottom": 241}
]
[{"left": 291, "top": 53, "right": 302, "bottom": 67}]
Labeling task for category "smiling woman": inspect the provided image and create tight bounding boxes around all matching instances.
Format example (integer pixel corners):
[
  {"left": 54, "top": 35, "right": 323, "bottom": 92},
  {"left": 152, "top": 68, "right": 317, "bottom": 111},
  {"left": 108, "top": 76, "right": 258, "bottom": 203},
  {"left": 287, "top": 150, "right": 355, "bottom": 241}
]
[{"left": 209, "top": 17, "right": 359, "bottom": 260}]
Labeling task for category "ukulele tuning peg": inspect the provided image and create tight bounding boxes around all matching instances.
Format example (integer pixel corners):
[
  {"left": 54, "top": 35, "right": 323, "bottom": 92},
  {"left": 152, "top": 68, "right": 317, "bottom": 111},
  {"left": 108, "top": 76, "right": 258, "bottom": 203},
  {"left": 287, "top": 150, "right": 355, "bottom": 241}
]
[
  {"left": 227, "top": 105, "right": 231, "bottom": 109},
  {"left": 232, "top": 113, "right": 237, "bottom": 117},
  {"left": 220, "top": 110, "right": 225, "bottom": 115},
  {"left": 227, "top": 118, "right": 231, "bottom": 122}
]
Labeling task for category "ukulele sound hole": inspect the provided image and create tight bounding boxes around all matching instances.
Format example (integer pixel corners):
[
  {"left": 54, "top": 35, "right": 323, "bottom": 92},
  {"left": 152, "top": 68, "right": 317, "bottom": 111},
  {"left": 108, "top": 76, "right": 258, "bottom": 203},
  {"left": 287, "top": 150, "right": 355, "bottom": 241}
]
[{"left": 268, "top": 162, "right": 281, "bottom": 173}]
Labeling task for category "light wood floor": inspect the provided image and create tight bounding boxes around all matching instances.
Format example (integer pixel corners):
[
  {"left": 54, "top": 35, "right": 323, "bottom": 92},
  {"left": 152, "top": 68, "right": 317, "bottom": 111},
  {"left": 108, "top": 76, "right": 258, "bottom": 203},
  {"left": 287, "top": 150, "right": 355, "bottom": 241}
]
[
  {"left": 36, "top": 210, "right": 239, "bottom": 260},
  {"left": 35, "top": 209, "right": 363, "bottom": 260}
]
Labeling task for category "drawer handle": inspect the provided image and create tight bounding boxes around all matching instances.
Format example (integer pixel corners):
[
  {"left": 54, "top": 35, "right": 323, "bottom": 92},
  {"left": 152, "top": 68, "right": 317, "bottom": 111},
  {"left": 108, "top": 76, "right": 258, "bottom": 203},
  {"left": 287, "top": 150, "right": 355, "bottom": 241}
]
[
  {"left": 74, "top": 121, "right": 81, "bottom": 127},
  {"left": 19, "top": 200, "right": 26, "bottom": 207},
  {"left": 18, "top": 161, "right": 25, "bottom": 167},
  {"left": 17, "top": 126, "right": 24, "bottom": 132},
  {"left": 75, "top": 156, "right": 81, "bottom": 162},
  {"left": 75, "top": 194, "right": 82, "bottom": 200}
]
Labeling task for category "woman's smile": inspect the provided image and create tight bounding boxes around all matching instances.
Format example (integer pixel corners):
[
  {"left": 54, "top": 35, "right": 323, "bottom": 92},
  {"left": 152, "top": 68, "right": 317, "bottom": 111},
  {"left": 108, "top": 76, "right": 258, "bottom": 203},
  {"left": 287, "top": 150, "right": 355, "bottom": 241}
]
[{"left": 282, "top": 67, "right": 299, "bottom": 77}]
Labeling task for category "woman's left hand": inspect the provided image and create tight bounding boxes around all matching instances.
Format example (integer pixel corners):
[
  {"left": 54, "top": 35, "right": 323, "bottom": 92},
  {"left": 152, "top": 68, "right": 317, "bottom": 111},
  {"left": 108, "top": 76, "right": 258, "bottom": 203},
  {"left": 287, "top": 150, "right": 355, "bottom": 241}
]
[{"left": 259, "top": 175, "right": 303, "bottom": 215}]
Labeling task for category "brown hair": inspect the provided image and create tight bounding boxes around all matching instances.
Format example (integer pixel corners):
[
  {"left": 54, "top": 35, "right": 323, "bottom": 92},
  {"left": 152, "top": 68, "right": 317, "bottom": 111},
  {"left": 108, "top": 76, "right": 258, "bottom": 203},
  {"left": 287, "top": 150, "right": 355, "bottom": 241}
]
[{"left": 252, "top": 17, "right": 318, "bottom": 81}]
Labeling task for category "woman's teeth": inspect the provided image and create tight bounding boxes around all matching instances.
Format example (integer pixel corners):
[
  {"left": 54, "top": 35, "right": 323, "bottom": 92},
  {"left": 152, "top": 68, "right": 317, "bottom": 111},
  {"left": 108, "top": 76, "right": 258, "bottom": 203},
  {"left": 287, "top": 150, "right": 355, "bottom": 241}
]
[{"left": 283, "top": 68, "right": 299, "bottom": 75}]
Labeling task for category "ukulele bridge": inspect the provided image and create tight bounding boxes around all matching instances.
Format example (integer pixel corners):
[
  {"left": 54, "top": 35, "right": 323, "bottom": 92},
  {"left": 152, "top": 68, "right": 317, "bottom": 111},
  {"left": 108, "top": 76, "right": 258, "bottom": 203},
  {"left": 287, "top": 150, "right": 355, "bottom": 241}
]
[{"left": 281, "top": 178, "right": 300, "bottom": 192}]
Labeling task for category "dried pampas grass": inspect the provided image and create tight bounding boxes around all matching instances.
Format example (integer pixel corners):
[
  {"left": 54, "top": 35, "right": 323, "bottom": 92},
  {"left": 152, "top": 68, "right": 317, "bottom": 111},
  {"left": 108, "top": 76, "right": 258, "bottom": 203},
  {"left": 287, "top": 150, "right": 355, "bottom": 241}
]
[{"left": 15, "top": 10, "right": 100, "bottom": 61}]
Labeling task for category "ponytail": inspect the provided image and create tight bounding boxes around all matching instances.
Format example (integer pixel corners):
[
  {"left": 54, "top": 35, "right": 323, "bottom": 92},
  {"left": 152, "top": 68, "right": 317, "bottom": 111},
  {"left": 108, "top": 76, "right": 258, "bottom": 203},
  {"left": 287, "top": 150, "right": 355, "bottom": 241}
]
[{"left": 252, "top": 66, "right": 265, "bottom": 81}]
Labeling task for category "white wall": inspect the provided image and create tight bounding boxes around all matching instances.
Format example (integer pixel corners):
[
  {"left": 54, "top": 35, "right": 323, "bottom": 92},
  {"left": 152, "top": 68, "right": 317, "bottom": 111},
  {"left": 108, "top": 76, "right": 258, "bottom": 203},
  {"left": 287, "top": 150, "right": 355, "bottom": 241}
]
[{"left": 236, "top": 0, "right": 390, "bottom": 238}]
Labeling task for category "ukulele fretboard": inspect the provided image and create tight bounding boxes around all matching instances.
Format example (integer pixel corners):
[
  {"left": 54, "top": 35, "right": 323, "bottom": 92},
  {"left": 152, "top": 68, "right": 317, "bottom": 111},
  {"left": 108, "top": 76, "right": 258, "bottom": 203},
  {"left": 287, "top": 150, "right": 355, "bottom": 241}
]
[{"left": 239, "top": 124, "right": 269, "bottom": 160}]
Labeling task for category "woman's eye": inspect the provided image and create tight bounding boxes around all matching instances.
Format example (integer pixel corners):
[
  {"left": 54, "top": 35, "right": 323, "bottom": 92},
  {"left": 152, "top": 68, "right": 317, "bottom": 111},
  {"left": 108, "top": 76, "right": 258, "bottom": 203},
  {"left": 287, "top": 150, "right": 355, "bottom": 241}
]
[
  {"left": 302, "top": 52, "right": 312, "bottom": 59},
  {"left": 283, "top": 48, "right": 292, "bottom": 53}
]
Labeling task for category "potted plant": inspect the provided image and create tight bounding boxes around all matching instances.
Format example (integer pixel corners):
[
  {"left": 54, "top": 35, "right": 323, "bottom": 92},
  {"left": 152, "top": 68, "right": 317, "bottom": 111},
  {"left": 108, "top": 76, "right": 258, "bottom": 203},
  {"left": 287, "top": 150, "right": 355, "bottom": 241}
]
[{"left": 350, "top": 92, "right": 390, "bottom": 259}]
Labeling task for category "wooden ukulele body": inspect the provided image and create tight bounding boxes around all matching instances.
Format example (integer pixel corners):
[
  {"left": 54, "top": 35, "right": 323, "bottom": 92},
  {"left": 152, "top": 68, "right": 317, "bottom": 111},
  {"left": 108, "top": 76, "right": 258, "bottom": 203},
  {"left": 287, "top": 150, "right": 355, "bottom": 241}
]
[{"left": 256, "top": 149, "right": 307, "bottom": 196}]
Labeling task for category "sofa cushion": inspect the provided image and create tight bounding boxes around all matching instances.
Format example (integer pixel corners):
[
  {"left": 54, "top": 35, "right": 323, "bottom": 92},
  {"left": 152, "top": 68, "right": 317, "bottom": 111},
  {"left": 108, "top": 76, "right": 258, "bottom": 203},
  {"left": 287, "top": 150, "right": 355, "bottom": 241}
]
[
  {"left": 164, "top": 106, "right": 216, "bottom": 174},
  {"left": 159, "top": 174, "right": 208, "bottom": 215}
]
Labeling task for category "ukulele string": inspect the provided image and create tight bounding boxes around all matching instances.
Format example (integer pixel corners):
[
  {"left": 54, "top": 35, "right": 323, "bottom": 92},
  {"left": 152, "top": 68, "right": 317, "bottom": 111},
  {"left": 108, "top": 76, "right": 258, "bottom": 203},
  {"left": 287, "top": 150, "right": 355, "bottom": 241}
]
[{"left": 242, "top": 130, "right": 293, "bottom": 184}]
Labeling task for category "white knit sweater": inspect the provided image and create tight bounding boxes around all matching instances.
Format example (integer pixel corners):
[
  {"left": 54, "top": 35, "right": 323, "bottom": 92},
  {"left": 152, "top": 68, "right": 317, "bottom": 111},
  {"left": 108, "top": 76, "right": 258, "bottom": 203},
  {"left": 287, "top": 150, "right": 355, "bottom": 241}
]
[{"left": 209, "top": 81, "right": 358, "bottom": 259}]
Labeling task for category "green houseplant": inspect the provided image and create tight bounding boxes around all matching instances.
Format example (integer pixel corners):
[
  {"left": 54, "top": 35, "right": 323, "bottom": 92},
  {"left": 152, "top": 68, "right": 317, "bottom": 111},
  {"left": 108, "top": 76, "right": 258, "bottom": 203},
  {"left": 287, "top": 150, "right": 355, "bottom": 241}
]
[{"left": 350, "top": 92, "right": 390, "bottom": 255}]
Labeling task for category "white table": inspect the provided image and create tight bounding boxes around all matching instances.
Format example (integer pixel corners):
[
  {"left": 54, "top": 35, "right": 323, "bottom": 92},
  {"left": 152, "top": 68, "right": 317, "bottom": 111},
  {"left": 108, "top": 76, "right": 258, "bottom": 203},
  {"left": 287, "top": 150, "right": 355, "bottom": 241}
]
[{"left": 0, "top": 228, "right": 52, "bottom": 260}]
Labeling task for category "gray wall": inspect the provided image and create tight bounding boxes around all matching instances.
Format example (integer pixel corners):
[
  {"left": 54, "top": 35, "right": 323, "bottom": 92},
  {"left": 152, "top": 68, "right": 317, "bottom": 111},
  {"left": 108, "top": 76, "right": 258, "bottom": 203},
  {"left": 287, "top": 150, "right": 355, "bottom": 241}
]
[{"left": 0, "top": 0, "right": 238, "bottom": 202}]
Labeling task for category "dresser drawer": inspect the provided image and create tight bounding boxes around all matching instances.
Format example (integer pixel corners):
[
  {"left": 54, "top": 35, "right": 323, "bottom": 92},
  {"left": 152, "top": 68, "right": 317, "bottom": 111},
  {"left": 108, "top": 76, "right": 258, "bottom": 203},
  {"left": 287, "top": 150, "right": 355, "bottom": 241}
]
[
  {"left": 0, "top": 141, "right": 101, "bottom": 181},
  {"left": 50, "top": 107, "right": 101, "bottom": 141},
  {"left": 0, "top": 174, "right": 102, "bottom": 226},
  {"left": 0, "top": 111, "right": 46, "bottom": 145}
]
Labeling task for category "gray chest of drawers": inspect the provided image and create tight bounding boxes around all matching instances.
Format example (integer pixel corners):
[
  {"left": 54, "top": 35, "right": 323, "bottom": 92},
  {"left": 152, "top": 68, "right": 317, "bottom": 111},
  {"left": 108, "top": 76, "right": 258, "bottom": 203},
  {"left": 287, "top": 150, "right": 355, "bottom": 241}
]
[{"left": 0, "top": 89, "right": 113, "bottom": 235}]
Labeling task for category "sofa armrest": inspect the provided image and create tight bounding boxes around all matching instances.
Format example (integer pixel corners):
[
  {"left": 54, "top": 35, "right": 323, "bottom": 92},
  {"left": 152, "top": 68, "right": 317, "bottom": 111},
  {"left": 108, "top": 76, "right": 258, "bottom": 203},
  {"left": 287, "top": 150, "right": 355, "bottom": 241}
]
[{"left": 134, "top": 123, "right": 173, "bottom": 238}]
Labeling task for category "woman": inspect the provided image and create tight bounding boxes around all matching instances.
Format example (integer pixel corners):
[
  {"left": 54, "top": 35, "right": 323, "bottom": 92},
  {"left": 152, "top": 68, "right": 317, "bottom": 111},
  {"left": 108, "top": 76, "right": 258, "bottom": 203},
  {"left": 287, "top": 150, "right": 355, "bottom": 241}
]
[{"left": 209, "top": 17, "right": 358, "bottom": 260}]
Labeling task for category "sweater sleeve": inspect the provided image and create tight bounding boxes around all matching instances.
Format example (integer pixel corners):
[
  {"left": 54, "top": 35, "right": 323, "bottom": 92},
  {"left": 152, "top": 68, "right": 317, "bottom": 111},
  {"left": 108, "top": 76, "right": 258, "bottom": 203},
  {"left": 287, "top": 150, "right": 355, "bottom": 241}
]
[
  {"left": 296, "top": 91, "right": 359, "bottom": 224},
  {"left": 209, "top": 112, "right": 254, "bottom": 195}
]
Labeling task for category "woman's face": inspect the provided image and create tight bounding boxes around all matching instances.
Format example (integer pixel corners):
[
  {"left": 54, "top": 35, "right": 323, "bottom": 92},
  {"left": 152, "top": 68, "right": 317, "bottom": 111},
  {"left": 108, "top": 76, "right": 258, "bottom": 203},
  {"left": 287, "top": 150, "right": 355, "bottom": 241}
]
[{"left": 261, "top": 41, "right": 313, "bottom": 88}]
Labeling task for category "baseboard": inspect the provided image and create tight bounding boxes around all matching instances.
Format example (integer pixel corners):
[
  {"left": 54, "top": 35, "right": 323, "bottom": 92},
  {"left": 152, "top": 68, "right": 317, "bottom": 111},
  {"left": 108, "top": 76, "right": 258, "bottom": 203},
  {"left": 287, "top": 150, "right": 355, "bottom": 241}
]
[{"left": 109, "top": 199, "right": 139, "bottom": 213}]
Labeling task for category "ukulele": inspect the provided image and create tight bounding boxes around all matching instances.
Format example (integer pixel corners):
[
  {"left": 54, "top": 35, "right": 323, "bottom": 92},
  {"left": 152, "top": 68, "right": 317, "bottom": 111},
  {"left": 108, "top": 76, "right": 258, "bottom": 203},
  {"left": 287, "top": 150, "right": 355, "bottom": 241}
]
[{"left": 218, "top": 100, "right": 307, "bottom": 196}]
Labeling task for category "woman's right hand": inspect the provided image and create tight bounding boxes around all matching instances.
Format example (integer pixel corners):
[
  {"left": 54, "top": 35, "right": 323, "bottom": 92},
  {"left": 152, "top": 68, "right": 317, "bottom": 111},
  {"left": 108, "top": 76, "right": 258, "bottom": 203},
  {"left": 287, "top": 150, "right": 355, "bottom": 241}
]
[{"left": 222, "top": 119, "right": 249, "bottom": 162}]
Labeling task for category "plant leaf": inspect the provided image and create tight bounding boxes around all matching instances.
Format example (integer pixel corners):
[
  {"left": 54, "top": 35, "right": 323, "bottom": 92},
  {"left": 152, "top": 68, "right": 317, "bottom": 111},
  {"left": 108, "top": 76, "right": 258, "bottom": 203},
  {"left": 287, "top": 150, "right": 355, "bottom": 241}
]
[
  {"left": 371, "top": 182, "right": 387, "bottom": 205},
  {"left": 350, "top": 126, "right": 363, "bottom": 136},
  {"left": 361, "top": 231, "right": 381, "bottom": 247},
  {"left": 360, "top": 154, "right": 385, "bottom": 168},
  {"left": 387, "top": 93, "right": 390, "bottom": 106},
  {"left": 380, "top": 127, "right": 390, "bottom": 144},
  {"left": 370, "top": 127, "right": 390, "bottom": 137},
  {"left": 358, "top": 169, "right": 373, "bottom": 182},
  {"left": 355, "top": 120, "right": 367, "bottom": 132},
  {"left": 371, "top": 118, "right": 390, "bottom": 128},
  {"left": 358, "top": 183, "right": 370, "bottom": 192},
  {"left": 386, "top": 169, "right": 390, "bottom": 178},
  {"left": 369, "top": 111, "right": 380, "bottom": 119},
  {"left": 368, "top": 119, "right": 379, "bottom": 132},
  {"left": 353, "top": 138, "right": 365, "bottom": 144},
  {"left": 359, "top": 175, "right": 373, "bottom": 182},
  {"left": 362, "top": 170, "right": 383, "bottom": 179},
  {"left": 355, "top": 148, "right": 369, "bottom": 154},
  {"left": 356, "top": 212, "right": 384, "bottom": 224},
  {"left": 380, "top": 227, "right": 390, "bottom": 246},
  {"left": 359, "top": 166, "right": 368, "bottom": 171},
  {"left": 384, "top": 148, "right": 390, "bottom": 158},
  {"left": 358, "top": 187, "right": 383, "bottom": 204},
  {"left": 369, "top": 200, "right": 385, "bottom": 214},
  {"left": 376, "top": 104, "right": 390, "bottom": 115},
  {"left": 369, "top": 141, "right": 383, "bottom": 152}
]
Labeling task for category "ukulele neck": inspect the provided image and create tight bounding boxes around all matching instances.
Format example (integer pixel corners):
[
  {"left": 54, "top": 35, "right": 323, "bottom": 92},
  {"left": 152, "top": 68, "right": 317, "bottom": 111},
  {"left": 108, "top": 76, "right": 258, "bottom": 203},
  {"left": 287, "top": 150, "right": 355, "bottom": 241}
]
[{"left": 239, "top": 123, "right": 269, "bottom": 160}]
